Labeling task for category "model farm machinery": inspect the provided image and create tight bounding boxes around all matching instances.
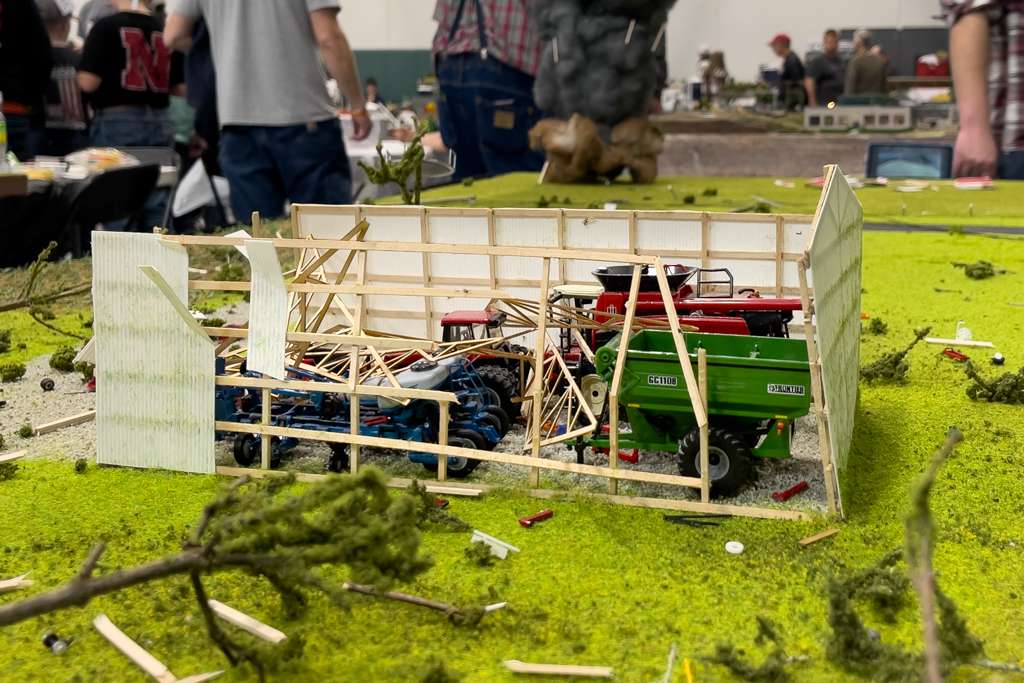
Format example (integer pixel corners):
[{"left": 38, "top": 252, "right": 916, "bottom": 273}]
[
  {"left": 581, "top": 328, "right": 813, "bottom": 497},
  {"left": 214, "top": 355, "right": 511, "bottom": 478}
]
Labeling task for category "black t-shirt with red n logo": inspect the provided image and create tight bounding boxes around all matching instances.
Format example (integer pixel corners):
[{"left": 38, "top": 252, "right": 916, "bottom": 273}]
[{"left": 80, "top": 11, "right": 184, "bottom": 110}]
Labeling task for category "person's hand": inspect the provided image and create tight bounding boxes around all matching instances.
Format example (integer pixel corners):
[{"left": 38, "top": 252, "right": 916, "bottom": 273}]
[
  {"left": 953, "top": 124, "right": 999, "bottom": 178},
  {"left": 351, "top": 107, "right": 372, "bottom": 141}
]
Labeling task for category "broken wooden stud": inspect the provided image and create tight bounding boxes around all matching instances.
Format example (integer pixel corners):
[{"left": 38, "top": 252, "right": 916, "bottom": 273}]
[
  {"left": 518, "top": 509, "right": 553, "bottom": 528},
  {"left": 207, "top": 599, "right": 287, "bottom": 644},
  {"left": 799, "top": 527, "right": 840, "bottom": 547},
  {"left": 33, "top": 410, "right": 96, "bottom": 436},
  {"left": 0, "top": 572, "right": 33, "bottom": 594},
  {"left": 471, "top": 530, "right": 520, "bottom": 559},
  {"left": 93, "top": 614, "right": 223, "bottom": 683},
  {"left": 504, "top": 660, "right": 614, "bottom": 678},
  {"left": 0, "top": 450, "right": 27, "bottom": 465}
]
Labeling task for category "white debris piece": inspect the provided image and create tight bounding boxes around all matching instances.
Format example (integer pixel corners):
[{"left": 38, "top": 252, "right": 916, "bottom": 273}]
[{"left": 471, "top": 530, "right": 520, "bottom": 560}]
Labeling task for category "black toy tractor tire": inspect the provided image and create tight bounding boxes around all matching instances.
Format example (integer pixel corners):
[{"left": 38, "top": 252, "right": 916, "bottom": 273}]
[
  {"left": 476, "top": 364, "right": 518, "bottom": 418},
  {"left": 327, "top": 444, "right": 350, "bottom": 473},
  {"left": 477, "top": 411, "right": 504, "bottom": 438},
  {"left": 421, "top": 435, "right": 480, "bottom": 479},
  {"left": 484, "top": 405, "right": 511, "bottom": 435},
  {"left": 232, "top": 434, "right": 282, "bottom": 469},
  {"left": 677, "top": 427, "right": 754, "bottom": 498}
]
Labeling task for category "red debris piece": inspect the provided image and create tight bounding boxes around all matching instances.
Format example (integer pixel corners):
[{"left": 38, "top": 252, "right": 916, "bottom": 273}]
[
  {"left": 86, "top": 376, "right": 96, "bottom": 393},
  {"left": 772, "top": 480, "right": 809, "bottom": 502},
  {"left": 519, "top": 509, "right": 554, "bottom": 528},
  {"left": 941, "top": 347, "right": 970, "bottom": 362},
  {"left": 435, "top": 498, "right": 449, "bottom": 509},
  {"left": 617, "top": 449, "right": 640, "bottom": 464}
]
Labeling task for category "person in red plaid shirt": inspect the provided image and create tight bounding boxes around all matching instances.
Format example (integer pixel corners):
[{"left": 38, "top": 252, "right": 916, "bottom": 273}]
[
  {"left": 432, "top": 0, "right": 545, "bottom": 180},
  {"left": 943, "top": 0, "right": 1024, "bottom": 178}
]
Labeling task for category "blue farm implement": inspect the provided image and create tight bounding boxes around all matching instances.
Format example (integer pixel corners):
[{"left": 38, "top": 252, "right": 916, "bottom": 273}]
[{"left": 216, "top": 356, "right": 511, "bottom": 478}]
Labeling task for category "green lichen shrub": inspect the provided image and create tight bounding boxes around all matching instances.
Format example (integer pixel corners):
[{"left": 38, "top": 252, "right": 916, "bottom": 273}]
[
  {"left": 709, "top": 616, "right": 801, "bottom": 682},
  {"left": 17, "top": 424, "right": 33, "bottom": 438},
  {"left": 420, "top": 658, "right": 463, "bottom": 682},
  {"left": 464, "top": 541, "right": 496, "bottom": 568},
  {"left": 49, "top": 345, "right": 77, "bottom": 372},
  {"left": 865, "top": 318, "right": 888, "bottom": 336},
  {"left": 952, "top": 260, "right": 999, "bottom": 280},
  {"left": 204, "top": 317, "right": 226, "bottom": 329},
  {"left": 0, "top": 329, "right": 11, "bottom": 354},
  {"left": 964, "top": 362, "right": 1024, "bottom": 404},
  {"left": 407, "top": 480, "right": 470, "bottom": 532},
  {"left": 0, "top": 433, "right": 4, "bottom": 450},
  {"left": 0, "top": 462, "right": 18, "bottom": 481},
  {"left": 0, "top": 361, "right": 26, "bottom": 383},
  {"left": 74, "top": 458, "right": 88, "bottom": 474},
  {"left": 860, "top": 327, "right": 931, "bottom": 384},
  {"left": 703, "top": 187, "right": 719, "bottom": 197},
  {"left": 74, "top": 361, "right": 95, "bottom": 382}
]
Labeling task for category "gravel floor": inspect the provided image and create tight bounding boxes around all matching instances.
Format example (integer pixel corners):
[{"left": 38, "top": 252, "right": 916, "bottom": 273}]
[
  {"left": 3, "top": 350, "right": 826, "bottom": 514},
  {"left": 0, "top": 356, "right": 95, "bottom": 460}
]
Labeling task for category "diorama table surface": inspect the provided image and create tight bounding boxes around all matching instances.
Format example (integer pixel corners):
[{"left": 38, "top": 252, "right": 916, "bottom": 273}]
[{"left": 1, "top": 221, "right": 1022, "bottom": 681}]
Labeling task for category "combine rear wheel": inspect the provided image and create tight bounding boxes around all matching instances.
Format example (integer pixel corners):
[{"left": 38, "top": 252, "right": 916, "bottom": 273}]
[{"left": 476, "top": 365, "right": 518, "bottom": 418}]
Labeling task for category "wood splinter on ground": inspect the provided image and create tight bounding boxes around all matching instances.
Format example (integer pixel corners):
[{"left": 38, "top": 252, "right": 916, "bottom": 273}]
[
  {"left": 0, "top": 572, "right": 33, "bottom": 594},
  {"left": 504, "top": 660, "right": 614, "bottom": 678},
  {"left": 0, "top": 450, "right": 27, "bottom": 465},
  {"left": 799, "top": 527, "right": 840, "bottom": 546},
  {"left": 207, "top": 600, "right": 287, "bottom": 644},
  {"left": 33, "top": 410, "right": 96, "bottom": 436},
  {"left": 93, "top": 614, "right": 223, "bottom": 683}
]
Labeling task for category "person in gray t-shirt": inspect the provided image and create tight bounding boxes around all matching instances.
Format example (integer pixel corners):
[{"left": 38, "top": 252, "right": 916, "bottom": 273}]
[{"left": 164, "top": 0, "right": 370, "bottom": 223}]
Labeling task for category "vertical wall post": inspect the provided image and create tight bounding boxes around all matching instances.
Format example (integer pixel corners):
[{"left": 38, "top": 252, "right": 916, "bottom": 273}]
[
  {"left": 260, "top": 388, "right": 272, "bottom": 470},
  {"left": 529, "top": 257, "right": 552, "bottom": 487},
  {"left": 607, "top": 265, "right": 642, "bottom": 495},
  {"left": 437, "top": 400, "right": 449, "bottom": 482},
  {"left": 698, "top": 348, "right": 710, "bottom": 503}
]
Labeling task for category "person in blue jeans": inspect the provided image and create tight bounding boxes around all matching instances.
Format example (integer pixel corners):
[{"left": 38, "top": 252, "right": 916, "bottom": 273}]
[
  {"left": 432, "top": 0, "right": 545, "bottom": 181},
  {"left": 165, "top": 0, "right": 370, "bottom": 223}
]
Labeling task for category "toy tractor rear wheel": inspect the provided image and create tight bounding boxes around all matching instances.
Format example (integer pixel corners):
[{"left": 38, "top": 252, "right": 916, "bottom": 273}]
[
  {"left": 421, "top": 434, "right": 480, "bottom": 479},
  {"left": 677, "top": 427, "right": 753, "bottom": 498},
  {"left": 484, "top": 405, "right": 511, "bottom": 435},
  {"left": 232, "top": 434, "right": 282, "bottom": 469},
  {"left": 478, "top": 411, "right": 505, "bottom": 438},
  {"left": 327, "top": 444, "right": 349, "bottom": 473},
  {"left": 476, "top": 365, "right": 518, "bottom": 418}
]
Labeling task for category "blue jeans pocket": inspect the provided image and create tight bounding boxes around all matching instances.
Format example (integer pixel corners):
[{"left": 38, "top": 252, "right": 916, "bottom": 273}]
[{"left": 476, "top": 95, "right": 537, "bottom": 153}]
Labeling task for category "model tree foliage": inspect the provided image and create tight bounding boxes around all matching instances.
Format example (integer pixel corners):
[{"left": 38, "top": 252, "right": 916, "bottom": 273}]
[
  {"left": 860, "top": 327, "right": 931, "bottom": 384},
  {"left": 0, "top": 470, "right": 436, "bottom": 681},
  {"left": 358, "top": 126, "right": 428, "bottom": 205},
  {"left": 964, "top": 362, "right": 1024, "bottom": 404}
]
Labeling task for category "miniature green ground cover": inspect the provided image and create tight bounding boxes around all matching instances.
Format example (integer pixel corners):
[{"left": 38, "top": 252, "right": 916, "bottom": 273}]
[
  {"left": 1, "top": 230, "right": 1023, "bottom": 680},
  {"left": 405, "top": 172, "right": 1024, "bottom": 228}
]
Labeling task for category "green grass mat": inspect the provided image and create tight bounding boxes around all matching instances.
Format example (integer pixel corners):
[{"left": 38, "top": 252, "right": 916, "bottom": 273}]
[{"left": 1, "top": 232, "right": 1023, "bottom": 681}]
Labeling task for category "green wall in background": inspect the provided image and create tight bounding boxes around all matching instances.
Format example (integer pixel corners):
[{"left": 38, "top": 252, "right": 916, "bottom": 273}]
[{"left": 353, "top": 49, "right": 435, "bottom": 104}]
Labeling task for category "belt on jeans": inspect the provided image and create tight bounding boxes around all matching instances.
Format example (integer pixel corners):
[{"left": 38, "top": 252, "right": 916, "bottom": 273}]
[{"left": 94, "top": 105, "right": 164, "bottom": 115}]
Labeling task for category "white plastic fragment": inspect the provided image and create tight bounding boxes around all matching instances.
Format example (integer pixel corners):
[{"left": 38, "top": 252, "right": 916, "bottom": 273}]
[
  {"left": 725, "top": 541, "right": 745, "bottom": 555},
  {"left": 0, "top": 572, "right": 34, "bottom": 593},
  {"left": 484, "top": 601, "right": 509, "bottom": 613},
  {"left": 471, "top": 530, "right": 520, "bottom": 560}
]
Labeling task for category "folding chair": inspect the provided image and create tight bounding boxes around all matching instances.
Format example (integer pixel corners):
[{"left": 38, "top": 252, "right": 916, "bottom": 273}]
[{"left": 62, "top": 164, "right": 160, "bottom": 256}]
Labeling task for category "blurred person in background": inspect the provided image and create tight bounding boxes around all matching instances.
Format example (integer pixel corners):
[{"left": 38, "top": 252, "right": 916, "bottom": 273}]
[
  {"left": 37, "top": 0, "right": 88, "bottom": 156},
  {"left": 0, "top": 0, "right": 52, "bottom": 160},
  {"left": 768, "top": 33, "right": 805, "bottom": 110},
  {"left": 432, "top": 0, "right": 545, "bottom": 180},
  {"left": 804, "top": 29, "right": 845, "bottom": 107},
  {"left": 77, "top": 0, "right": 183, "bottom": 148},
  {"left": 365, "top": 77, "right": 384, "bottom": 105},
  {"left": 76, "top": 0, "right": 115, "bottom": 40},
  {"left": 844, "top": 29, "right": 888, "bottom": 96},
  {"left": 165, "top": 0, "right": 370, "bottom": 223},
  {"left": 943, "top": 0, "right": 1024, "bottom": 179}
]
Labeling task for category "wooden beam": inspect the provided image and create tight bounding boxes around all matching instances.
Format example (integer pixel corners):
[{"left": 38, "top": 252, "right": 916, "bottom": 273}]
[
  {"left": 208, "top": 600, "right": 287, "bottom": 644},
  {"left": 529, "top": 258, "right": 552, "bottom": 487},
  {"left": 653, "top": 260, "right": 707, "bottom": 427},
  {"left": 33, "top": 410, "right": 96, "bottom": 436},
  {"left": 204, "top": 328, "right": 436, "bottom": 351},
  {"left": 503, "top": 660, "right": 613, "bottom": 678},
  {"left": 607, "top": 265, "right": 642, "bottom": 495},
  {"left": 799, "top": 527, "right": 840, "bottom": 546},
  {"left": 0, "top": 450, "right": 26, "bottom": 465},
  {"left": 215, "top": 376, "right": 456, "bottom": 403},
  {"left": 697, "top": 348, "right": 710, "bottom": 503},
  {"left": 188, "top": 280, "right": 522, "bottom": 300},
  {"left": 260, "top": 388, "right": 271, "bottom": 470}
]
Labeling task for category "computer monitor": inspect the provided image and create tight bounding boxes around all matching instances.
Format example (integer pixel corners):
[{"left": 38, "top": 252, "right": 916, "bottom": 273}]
[{"left": 866, "top": 142, "right": 953, "bottom": 179}]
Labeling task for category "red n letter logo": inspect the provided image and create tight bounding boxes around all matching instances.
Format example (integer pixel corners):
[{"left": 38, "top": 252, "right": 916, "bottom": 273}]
[{"left": 120, "top": 28, "right": 171, "bottom": 92}]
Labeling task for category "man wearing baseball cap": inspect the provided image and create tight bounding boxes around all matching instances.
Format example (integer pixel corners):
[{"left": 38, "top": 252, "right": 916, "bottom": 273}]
[{"left": 769, "top": 32, "right": 806, "bottom": 111}]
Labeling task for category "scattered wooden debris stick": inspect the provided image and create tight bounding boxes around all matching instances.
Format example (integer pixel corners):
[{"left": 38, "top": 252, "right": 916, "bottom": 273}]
[
  {"left": 924, "top": 337, "right": 994, "bottom": 349},
  {"left": 471, "top": 530, "right": 520, "bottom": 559},
  {"left": 504, "top": 660, "right": 614, "bottom": 678},
  {"left": 659, "top": 642, "right": 678, "bottom": 683},
  {"left": 0, "top": 572, "right": 33, "bottom": 593},
  {"left": 93, "top": 614, "right": 223, "bottom": 683},
  {"left": 33, "top": 410, "right": 96, "bottom": 436},
  {"left": 799, "top": 528, "right": 840, "bottom": 547},
  {"left": 341, "top": 582, "right": 481, "bottom": 623},
  {"left": 0, "top": 450, "right": 27, "bottom": 465},
  {"left": 207, "top": 600, "right": 287, "bottom": 644}
]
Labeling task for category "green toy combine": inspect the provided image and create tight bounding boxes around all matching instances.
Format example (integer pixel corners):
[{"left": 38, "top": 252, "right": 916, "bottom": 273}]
[{"left": 581, "top": 330, "right": 813, "bottom": 497}]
